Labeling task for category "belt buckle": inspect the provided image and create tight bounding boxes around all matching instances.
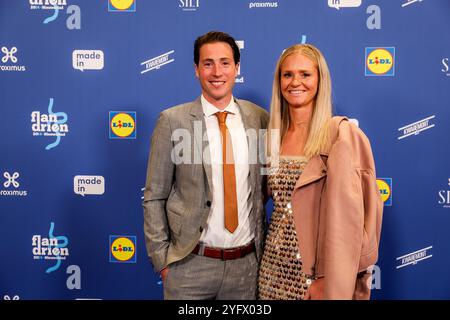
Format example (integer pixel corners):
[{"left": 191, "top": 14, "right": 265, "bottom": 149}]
[{"left": 223, "top": 247, "right": 237, "bottom": 260}]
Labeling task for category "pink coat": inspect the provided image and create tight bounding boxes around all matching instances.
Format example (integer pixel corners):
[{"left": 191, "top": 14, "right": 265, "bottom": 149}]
[{"left": 291, "top": 117, "right": 383, "bottom": 300}]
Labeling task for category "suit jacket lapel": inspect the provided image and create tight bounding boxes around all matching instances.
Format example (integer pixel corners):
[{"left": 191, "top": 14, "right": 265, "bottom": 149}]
[
  {"left": 236, "top": 99, "right": 259, "bottom": 193},
  {"left": 190, "top": 97, "right": 213, "bottom": 194}
]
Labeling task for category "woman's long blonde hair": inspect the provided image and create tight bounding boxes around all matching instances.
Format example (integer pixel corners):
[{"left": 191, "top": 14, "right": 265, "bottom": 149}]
[{"left": 267, "top": 44, "right": 333, "bottom": 161}]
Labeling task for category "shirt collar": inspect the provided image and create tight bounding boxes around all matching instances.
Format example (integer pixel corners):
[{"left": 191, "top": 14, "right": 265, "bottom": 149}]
[{"left": 201, "top": 95, "right": 237, "bottom": 117}]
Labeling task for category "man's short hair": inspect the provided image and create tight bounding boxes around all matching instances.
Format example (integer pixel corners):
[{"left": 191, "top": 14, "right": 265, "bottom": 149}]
[{"left": 194, "top": 31, "right": 240, "bottom": 66}]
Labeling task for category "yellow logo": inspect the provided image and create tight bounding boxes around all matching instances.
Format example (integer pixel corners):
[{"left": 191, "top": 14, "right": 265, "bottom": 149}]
[
  {"left": 110, "top": 0, "right": 135, "bottom": 10},
  {"left": 111, "top": 237, "right": 135, "bottom": 262},
  {"left": 377, "top": 179, "right": 391, "bottom": 204},
  {"left": 110, "top": 112, "right": 135, "bottom": 138},
  {"left": 367, "top": 48, "right": 394, "bottom": 75}
]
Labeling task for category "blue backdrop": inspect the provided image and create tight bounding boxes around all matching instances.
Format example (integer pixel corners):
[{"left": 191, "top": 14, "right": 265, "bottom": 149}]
[{"left": 1, "top": 0, "right": 449, "bottom": 300}]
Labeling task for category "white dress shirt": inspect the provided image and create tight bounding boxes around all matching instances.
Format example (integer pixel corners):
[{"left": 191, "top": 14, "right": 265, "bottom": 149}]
[{"left": 199, "top": 95, "right": 254, "bottom": 248}]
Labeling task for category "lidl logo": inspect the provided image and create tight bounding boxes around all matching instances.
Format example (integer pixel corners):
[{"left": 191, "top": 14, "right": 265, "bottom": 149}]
[
  {"left": 365, "top": 47, "right": 395, "bottom": 76},
  {"left": 377, "top": 178, "right": 392, "bottom": 206},
  {"left": 109, "top": 235, "right": 136, "bottom": 263},
  {"left": 108, "top": 0, "right": 136, "bottom": 12},
  {"left": 109, "top": 111, "right": 136, "bottom": 139}
]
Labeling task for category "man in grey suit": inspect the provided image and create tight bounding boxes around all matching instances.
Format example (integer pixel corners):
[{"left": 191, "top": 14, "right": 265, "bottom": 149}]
[{"left": 143, "top": 31, "right": 269, "bottom": 299}]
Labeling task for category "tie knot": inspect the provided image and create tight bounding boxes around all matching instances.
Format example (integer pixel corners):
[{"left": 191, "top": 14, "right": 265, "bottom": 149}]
[{"left": 215, "top": 111, "right": 228, "bottom": 124}]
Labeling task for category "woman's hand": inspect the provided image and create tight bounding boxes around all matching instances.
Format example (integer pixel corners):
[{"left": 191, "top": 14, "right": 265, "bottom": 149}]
[{"left": 305, "top": 277, "right": 325, "bottom": 300}]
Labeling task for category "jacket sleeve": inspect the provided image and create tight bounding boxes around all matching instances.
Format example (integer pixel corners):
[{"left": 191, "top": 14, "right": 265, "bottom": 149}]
[
  {"left": 323, "top": 121, "right": 377, "bottom": 299},
  {"left": 142, "top": 111, "right": 175, "bottom": 272}
]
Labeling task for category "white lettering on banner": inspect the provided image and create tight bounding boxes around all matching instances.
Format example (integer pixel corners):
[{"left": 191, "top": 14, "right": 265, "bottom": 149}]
[
  {"left": 31, "top": 111, "right": 68, "bottom": 135},
  {"left": 249, "top": 2, "right": 278, "bottom": 9},
  {"left": 1, "top": 172, "right": 28, "bottom": 197},
  {"left": 141, "top": 50, "right": 175, "bottom": 74},
  {"left": 401, "top": 0, "right": 423, "bottom": 8},
  {"left": 442, "top": 58, "right": 449, "bottom": 76},
  {"left": 29, "top": 0, "right": 67, "bottom": 9},
  {"left": 179, "top": 0, "right": 200, "bottom": 11},
  {"left": 396, "top": 246, "right": 432, "bottom": 269},
  {"left": 66, "top": 5, "right": 81, "bottom": 30},
  {"left": 438, "top": 179, "right": 450, "bottom": 208},
  {"left": 438, "top": 191, "right": 450, "bottom": 207},
  {"left": 367, "top": 265, "right": 381, "bottom": 290},
  {"left": 170, "top": 124, "right": 269, "bottom": 168},
  {"left": 29, "top": 0, "right": 67, "bottom": 5},
  {"left": 397, "top": 115, "right": 435, "bottom": 140},
  {"left": 0, "top": 47, "right": 26, "bottom": 72},
  {"left": 66, "top": 265, "right": 81, "bottom": 290},
  {"left": 366, "top": 5, "right": 381, "bottom": 30},
  {"left": 32, "top": 235, "right": 69, "bottom": 257}
]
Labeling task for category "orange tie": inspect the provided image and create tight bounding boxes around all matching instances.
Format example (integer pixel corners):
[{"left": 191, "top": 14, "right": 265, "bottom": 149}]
[{"left": 215, "top": 111, "right": 238, "bottom": 233}]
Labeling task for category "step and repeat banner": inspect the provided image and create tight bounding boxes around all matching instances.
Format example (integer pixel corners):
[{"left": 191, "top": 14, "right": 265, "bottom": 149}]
[{"left": 1, "top": 0, "right": 449, "bottom": 300}]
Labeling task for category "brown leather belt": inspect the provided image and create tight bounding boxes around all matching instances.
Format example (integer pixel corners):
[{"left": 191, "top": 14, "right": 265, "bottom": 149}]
[{"left": 191, "top": 241, "right": 255, "bottom": 260}]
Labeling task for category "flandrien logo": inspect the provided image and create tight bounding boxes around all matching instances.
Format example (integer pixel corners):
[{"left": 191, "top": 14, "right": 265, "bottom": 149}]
[
  {"left": 1, "top": 47, "right": 26, "bottom": 72},
  {"left": 32, "top": 222, "right": 69, "bottom": 273},
  {"left": 29, "top": 0, "right": 67, "bottom": 10},
  {"left": 0, "top": 172, "right": 28, "bottom": 197},
  {"left": 73, "top": 50, "right": 104, "bottom": 72},
  {"left": 397, "top": 115, "right": 435, "bottom": 140},
  {"left": 396, "top": 246, "right": 432, "bottom": 269},
  {"left": 141, "top": 50, "right": 174, "bottom": 74},
  {"left": 248, "top": 2, "right": 278, "bottom": 9},
  {"left": 179, "top": 0, "right": 199, "bottom": 11},
  {"left": 74, "top": 175, "right": 105, "bottom": 196},
  {"left": 31, "top": 98, "right": 69, "bottom": 150},
  {"left": 402, "top": 0, "right": 423, "bottom": 8},
  {"left": 31, "top": 0, "right": 81, "bottom": 29},
  {"left": 328, "top": 0, "right": 361, "bottom": 10}
]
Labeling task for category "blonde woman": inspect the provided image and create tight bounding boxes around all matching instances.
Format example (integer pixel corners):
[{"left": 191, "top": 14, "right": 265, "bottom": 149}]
[{"left": 258, "top": 44, "right": 383, "bottom": 300}]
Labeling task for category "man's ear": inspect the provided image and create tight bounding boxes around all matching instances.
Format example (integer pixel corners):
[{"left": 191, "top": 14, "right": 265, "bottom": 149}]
[{"left": 194, "top": 63, "right": 199, "bottom": 78}]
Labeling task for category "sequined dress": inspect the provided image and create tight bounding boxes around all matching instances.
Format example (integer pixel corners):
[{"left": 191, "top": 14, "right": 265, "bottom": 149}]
[{"left": 258, "top": 156, "right": 314, "bottom": 300}]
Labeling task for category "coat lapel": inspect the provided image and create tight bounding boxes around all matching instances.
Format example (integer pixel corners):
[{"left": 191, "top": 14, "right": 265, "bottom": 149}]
[
  {"left": 294, "top": 154, "right": 328, "bottom": 190},
  {"left": 189, "top": 98, "right": 213, "bottom": 193},
  {"left": 236, "top": 99, "right": 259, "bottom": 190},
  {"left": 294, "top": 116, "right": 347, "bottom": 190}
]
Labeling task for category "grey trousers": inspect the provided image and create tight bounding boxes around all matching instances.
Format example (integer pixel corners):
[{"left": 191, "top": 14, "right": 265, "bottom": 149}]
[{"left": 164, "top": 252, "right": 258, "bottom": 300}]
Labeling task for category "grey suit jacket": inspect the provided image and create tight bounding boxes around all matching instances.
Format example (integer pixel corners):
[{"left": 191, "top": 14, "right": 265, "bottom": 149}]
[{"left": 143, "top": 97, "right": 269, "bottom": 272}]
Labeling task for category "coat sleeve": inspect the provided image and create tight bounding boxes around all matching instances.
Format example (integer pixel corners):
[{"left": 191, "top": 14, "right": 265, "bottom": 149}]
[
  {"left": 142, "top": 111, "right": 175, "bottom": 272},
  {"left": 323, "top": 121, "right": 376, "bottom": 299}
]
